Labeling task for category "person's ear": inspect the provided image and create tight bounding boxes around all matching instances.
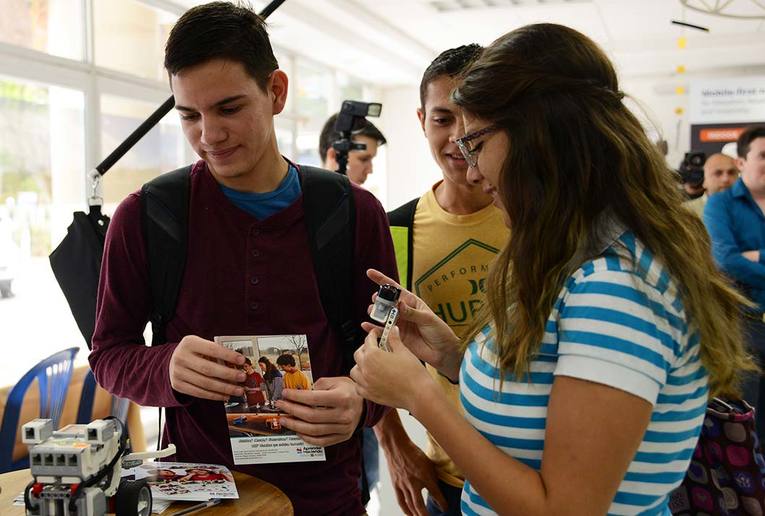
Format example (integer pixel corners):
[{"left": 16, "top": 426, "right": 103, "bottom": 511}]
[
  {"left": 736, "top": 157, "right": 746, "bottom": 171},
  {"left": 269, "top": 70, "right": 288, "bottom": 115},
  {"left": 417, "top": 107, "right": 426, "bottom": 134},
  {"left": 325, "top": 148, "right": 338, "bottom": 172}
]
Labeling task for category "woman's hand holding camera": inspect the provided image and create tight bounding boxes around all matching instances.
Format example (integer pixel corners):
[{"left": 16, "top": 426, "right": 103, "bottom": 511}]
[
  {"left": 362, "top": 269, "right": 462, "bottom": 381},
  {"left": 352, "top": 325, "right": 437, "bottom": 413}
]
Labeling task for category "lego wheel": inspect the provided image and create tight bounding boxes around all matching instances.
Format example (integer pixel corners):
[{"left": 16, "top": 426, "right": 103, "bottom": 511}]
[{"left": 115, "top": 478, "right": 153, "bottom": 516}]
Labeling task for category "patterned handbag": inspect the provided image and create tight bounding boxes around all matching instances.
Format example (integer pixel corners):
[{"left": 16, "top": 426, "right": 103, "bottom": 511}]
[{"left": 670, "top": 398, "right": 765, "bottom": 515}]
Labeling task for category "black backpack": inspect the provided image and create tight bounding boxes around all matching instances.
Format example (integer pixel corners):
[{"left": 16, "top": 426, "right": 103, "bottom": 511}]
[{"left": 139, "top": 164, "right": 359, "bottom": 370}]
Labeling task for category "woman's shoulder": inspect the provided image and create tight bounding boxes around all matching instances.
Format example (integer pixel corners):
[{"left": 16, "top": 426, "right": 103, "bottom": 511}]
[
  {"left": 567, "top": 232, "right": 684, "bottom": 316},
  {"left": 558, "top": 232, "right": 691, "bottom": 355}
]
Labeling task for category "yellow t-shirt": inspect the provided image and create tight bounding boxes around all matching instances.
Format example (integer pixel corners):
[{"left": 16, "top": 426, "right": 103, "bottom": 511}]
[
  {"left": 283, "top": 370, "right": 310, "bottom": 390},
  {"left": 411, "top": 184, "right": 509, "bottom": 487}
]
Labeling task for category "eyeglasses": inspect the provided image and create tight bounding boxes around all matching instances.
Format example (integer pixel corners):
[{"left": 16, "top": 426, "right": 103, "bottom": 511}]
[{"left": 455, "top": 125, "right": 498, "bottom": 168}]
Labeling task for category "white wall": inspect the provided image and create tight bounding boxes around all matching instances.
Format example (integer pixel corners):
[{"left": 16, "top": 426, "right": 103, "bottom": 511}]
[
  {"left": 621, "top": 75, "right": 690, "bottom": 169},
  {"left": 379, "top": 85, "right": 442, "bottom": 212}
]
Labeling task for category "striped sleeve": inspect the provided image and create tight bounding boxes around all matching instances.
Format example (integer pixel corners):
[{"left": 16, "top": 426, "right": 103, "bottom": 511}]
[{"left": 554, "top": 269, "right": 680, "bottom": 405}]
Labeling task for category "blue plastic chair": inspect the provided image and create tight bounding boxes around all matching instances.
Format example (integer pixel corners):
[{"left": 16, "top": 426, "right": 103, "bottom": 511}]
[
  {"left": 76, "top": 368, "right": 98, "bottom": 424},
  {"left": 0, "top": 347, "right": 79, "bottom": 473}
]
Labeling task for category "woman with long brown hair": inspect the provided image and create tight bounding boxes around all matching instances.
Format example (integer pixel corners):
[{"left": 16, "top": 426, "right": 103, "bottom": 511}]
[
  {"left": 257, "top": 356, "right": 283, "bottom": 405},
  {"left": 351, "top": 23, "right": 754, "bottom": 515}
]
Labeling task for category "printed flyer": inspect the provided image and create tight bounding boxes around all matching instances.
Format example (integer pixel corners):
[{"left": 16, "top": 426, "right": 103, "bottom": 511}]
[
  {"left": 120, "top": 462, "right": 238, "bottom": 502},
  {"left": 215, "top": 334, "right": 327, "bottom": 465}
]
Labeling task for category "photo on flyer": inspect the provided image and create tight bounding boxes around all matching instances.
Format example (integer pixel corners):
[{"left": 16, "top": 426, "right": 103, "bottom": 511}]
[{"left": 215, "top": 334, "right": 326, "bottom": 465}]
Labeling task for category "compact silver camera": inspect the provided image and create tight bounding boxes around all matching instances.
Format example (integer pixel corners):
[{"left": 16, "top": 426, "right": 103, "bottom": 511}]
[{"left": 371, "top": 284, "right": 400, "bottom": 324}]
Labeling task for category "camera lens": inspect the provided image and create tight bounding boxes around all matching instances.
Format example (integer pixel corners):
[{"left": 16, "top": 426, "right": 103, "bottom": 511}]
[{"left": 378, "top": 284, "right": 400, "bottom": 302}]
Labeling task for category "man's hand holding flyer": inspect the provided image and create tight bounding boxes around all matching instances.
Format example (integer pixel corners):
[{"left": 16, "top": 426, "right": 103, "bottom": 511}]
[{"left": 215, "top": 335, "right": 327, "bottom": 465}]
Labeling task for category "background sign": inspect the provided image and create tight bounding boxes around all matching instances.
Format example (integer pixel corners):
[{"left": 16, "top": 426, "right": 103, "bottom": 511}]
[{"left": 689, "top": 76, "right": 765, "bottom": 153}]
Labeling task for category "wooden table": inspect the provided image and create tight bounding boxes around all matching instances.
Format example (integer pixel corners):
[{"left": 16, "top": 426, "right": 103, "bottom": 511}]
[{"left": 0, "top": 469, "right": 293, "bottom": 515}]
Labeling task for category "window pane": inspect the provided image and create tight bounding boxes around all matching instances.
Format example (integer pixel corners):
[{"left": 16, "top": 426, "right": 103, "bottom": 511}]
[
  {"left": 100, "top": 95, "right": 192, "bottom": 207},
  {"left": 93, "top": 0, "right": 177, "bottom": 81},
  {"left": 0, "top": 76, "right": 86, "bottom": 385},
  {"left": 0, "top": 77, "right": 85, "bottom": 255},
  {"left": 296, "top": 61, "right": 332, "bottom": 120},
  {"left": 0, "top": 0, "right": 83, "bottom": 60},
  {"left": 338, "top": 73, "right": 363, "bottom": 104},
  {"left": 275, "top": 118, "right": 296, "bottom": 161},
  {"left": 295, "top": 62, "right": 332, "bottom": 166},
  {"left": 295, "top": 127, "right": 321, "bottom": 167}
]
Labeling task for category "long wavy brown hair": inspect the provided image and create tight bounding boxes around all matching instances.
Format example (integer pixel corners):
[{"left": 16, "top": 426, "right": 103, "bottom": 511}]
[{"left": 453, "top": 23, "right": 754, "bottom": 397}]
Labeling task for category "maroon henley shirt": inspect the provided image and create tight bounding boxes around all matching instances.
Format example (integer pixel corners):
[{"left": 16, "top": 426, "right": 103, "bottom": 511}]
[{"left": 90, "top": 161, "right": 397, "bottom": 515}]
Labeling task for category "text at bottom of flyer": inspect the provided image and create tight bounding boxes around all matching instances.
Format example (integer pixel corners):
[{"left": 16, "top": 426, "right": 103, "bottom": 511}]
[{"left": 231, "top": 435, "right": 326, "bottom": 464}]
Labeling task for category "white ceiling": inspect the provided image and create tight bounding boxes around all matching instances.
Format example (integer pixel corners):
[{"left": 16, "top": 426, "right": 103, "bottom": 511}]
[{"left": 175, "top": 0, "right": 765, "bottom": 86}]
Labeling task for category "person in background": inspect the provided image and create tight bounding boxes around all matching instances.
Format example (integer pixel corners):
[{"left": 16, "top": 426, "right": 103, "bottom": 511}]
[
  {"left": 681, "top": 177, "right": 705, "bottom": 200},
  {"left": 377, "top": 43, "right": 509, "bottom": 516},
  {"left": 258, "top": 356, "right": 283, "bottom": 405},
  {"left": 684, "top": 152, "right": 739, "bottom": 217},
  {"left": 276, "top": 353, "right": 310, "bottom": 390},
  {"left": 242, "top": 357, "right": 266, "bottom": 407},
  {"left": 319, "top": 113, "right": 387, "bottom": 185},
  {"left": 352, "top": 23, "right": 753, "bottom": 515},
  {"left": 677, "top": 151, "right": 706, "bottom": 200},
  {"left": 704, "top": 125, "right": 765, "bottom": 440}
]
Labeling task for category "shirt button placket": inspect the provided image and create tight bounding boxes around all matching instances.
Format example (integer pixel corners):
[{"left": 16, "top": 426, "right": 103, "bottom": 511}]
[{"left": 248, "top": 225, "right": 262, "bottom": 317}]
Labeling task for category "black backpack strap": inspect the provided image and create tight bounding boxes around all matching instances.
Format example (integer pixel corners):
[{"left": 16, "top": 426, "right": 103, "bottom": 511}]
[
  {"left": 140, "top": 165, "right": 192, "bottom": 346},
  {"left": 299, "top": 165, "right": 357, "bottom": 372},
  {"left": 387, "top": 197, "right": 418, "bottom": 291}
]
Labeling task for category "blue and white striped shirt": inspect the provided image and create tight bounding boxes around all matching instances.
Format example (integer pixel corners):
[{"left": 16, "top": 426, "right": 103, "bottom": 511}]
[{"left": 460, "top": 232, "right": 708, "bottom": 515}]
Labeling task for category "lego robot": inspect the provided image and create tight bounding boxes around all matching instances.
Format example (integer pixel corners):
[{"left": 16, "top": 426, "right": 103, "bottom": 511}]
[{"left": 21, "top": 417, "right": 176, "bottom": 516}]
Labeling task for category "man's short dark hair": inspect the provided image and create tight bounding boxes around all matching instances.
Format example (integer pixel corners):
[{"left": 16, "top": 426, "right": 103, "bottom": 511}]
[
  {"left": 276, "top": 353, "right": 296, "bottom": 367},
  {"left": 419, "top": 44, "right": 482, "bottom": 108},
  {"left": 737, "top": 126, "right": 765, "bottom": 158},
  {"left": 164, "top": 1, "right": 279, "bottom": 91},
  {"left": 318, "top": 113, "right": 387, "bottom": 164}
]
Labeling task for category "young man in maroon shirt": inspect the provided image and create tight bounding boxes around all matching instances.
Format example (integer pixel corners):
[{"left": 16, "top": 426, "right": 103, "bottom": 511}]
[{"left": 89, "top": 3, "right": 396, "bottom": 514}]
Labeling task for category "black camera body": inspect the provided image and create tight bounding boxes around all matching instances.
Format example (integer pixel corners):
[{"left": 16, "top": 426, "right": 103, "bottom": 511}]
[
  {"left": 678, "top": 151, "right": 706, "bottom": 187},
  {"left": 331, "top": 100, "right": 382, "bottom": 176}
]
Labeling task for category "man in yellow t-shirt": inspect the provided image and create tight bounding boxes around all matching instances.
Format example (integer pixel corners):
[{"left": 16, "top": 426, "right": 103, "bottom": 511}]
[
  {"left": 375, "top": 45, "right": 510, "bottom": 516},
  {"left": 276, "top": 353, "right": 310, "bottom": 390}
]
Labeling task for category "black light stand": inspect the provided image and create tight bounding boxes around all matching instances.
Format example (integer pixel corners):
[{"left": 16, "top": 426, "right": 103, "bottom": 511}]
[{"left": 331, "top": 100, "right": 382, "bottom": 176}]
